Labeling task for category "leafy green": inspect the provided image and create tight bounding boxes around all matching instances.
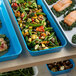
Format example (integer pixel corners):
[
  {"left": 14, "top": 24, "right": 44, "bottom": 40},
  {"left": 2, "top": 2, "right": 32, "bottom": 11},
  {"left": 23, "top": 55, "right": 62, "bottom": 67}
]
[
  {"left": 46, "top": 0, "right": 58, "bottom": 5},
  {"left": 64, "top": 8, "right": 76, "bottom": 17},
  {"left": 60, "top": 21, "right": 76, "bottom": 31},
  {"left": 72, "top": 34, "right": 76, "bottom": 44}
]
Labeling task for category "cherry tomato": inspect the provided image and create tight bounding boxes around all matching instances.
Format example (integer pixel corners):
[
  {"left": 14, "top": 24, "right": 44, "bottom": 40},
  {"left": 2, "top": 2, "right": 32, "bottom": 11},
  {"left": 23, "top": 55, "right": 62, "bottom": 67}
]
[
  {"left": 39, "top": 36, "right": 41, "bottom": 39},
  {"left": 36, "top": 26, "right": 45, "bottom": 32},
  {"left": 11, "top": 3, "right": 18, "bottom": 8},
  {"left": 21, "top": 13, "right": 25, "bottom": 18},
  {"left": 31, "top": 19, "right": 34, "bottom": 22}
]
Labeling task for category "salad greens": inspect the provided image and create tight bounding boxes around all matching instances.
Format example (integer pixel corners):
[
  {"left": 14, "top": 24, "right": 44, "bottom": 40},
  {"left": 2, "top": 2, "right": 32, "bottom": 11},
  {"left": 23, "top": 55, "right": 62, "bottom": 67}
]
[
  {"left": 0, "top": 67, "right": 34, "bottom": 76},
  {"left": 46, "top": 0, "right": 58, "bottom": 5},
  {"left": 11, "top": 0, "right": 61, "bottom": 51},
  {"left": 72, "top": 34, "right": 76, "bottom": 44}
]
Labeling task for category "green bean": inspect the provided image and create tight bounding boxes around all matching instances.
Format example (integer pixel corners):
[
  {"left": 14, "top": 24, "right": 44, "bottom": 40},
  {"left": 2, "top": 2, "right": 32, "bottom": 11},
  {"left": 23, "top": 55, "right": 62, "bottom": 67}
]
[
  {"left": 48, "top": 32, "right": 54, "bottom": 40},
  {"left": 36, "top": 12, "right": 46, "bottom": 15},
  {"left": 45, "top": 27, "right": 53, "bottom": 31},
  {"left": 23, "top": 16, "right": 27, "bottom": 20},
  {"left": 29, "top": 29, "right": 32, "bottom": 35},
  {"left": 49, "top": 41, "right": 56, "bottom": 46},
  {"left": 27, "top": 23, "right": 43, "bottom": 27},
  {"left": 16, "top": 7, "right": 19, "bottom": 11},
  {"left": 25, "top": 36, "right": 28, "bottom": 42},
  {"left": 0, "top": 68, "right": 34, "bottom": 76},
  {"left": 24, "top": 8, "right": 29, "bottom": 11},
  {"left": 54, "top": 36, "right": 59, "bottom": 46}
]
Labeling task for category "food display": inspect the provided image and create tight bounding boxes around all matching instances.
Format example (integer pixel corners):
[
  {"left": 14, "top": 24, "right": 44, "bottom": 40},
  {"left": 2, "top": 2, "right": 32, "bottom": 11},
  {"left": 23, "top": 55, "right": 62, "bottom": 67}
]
[
  {"left": 47, "top": 60, "right": 73, "bottom": 72},
  {"left": 44, "top": 0, "right": 76, "bottom": 46},
  {"left": 10, "top": 0, "right": 61, "bottom": 51},
  {"left": 0, "top": 34, "right": 9, "bottom": 56},
  {"left": 72, "top": 34, "right": 76, "bottom": 44},
  {"left": 0, "top": 67, "right": 34, "bottom": 76}
]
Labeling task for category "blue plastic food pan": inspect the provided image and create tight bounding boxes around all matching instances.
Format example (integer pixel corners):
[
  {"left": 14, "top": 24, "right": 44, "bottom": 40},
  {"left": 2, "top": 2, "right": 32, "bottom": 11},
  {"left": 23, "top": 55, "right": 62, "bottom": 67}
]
[
  {"left": 46, "top": 59, "right": 75, "bottom": 76},
  {"left": 7, "top": 0, "right": 67, "bottom": 56},
  {"left": 0, "top": 0, "right": 22, "bottom": 62}
]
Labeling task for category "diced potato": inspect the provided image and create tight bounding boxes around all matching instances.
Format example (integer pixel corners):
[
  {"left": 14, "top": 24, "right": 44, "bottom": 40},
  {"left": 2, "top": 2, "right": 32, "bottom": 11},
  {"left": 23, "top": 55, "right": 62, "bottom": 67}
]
[
  {"left": 20, "top": 23, "right": 22, "bottom": 27},
  {"left": 31, "top": 34, "right": 38, "bottom": 40},
  {"left": 28, "top": 38, "right": 32, "bottom": 42},
  {"left": 44, "top": 22, "right": 46, "bottom": 26},
  {"left": 35, "top": 45, "right": 39, "bottom": 50},
  {"left": 60, "top": 66, "right": 65, "bottom": 71},
  {"left": 46, "top": 31, "right": 50, "bottom": 35},
  {"left": 41, "top": 36, "right": 45, "bottom": 39},
  {"left": 36, "top": 19, "right": 39, "bottom": 23},
  {"left": 32, "top": 16, "right": 37, "bottom": 19},
  {"left": 25, "top": 29, "right": 28, "bottom": 32},
  {"left": 29, "top": 26, "right": 32, "bottom": 29},
  {"left": 44, "top": 47, "right": 49, "bottom": 49},
  {"left": 42, "top": 44, "right": 45, "bottom": 48}
]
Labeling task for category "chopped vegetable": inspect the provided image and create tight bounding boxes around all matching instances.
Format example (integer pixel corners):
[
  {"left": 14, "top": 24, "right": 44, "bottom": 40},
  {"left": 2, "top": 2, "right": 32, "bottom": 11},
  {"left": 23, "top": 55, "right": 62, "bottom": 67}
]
[
  {"left": 10, "top": 0, "right": 61, "bottom": 51},
  {"left": 36, "top": 26, "right": 45, "bottom": 32},
  {"left": 60, "top": 20, "right": 76, "bottom": 30}
]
